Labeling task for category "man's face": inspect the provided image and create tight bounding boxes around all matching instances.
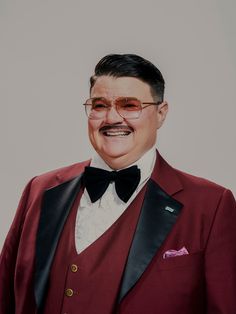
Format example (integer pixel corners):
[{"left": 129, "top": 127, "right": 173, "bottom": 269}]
[{"left": 88, "top": 75, "right": 168, "bottom": 169}]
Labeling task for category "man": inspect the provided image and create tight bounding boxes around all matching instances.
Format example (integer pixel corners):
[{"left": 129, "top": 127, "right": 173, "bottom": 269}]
[{"left": 0, "top": 54, "right": 236, "bottom": 314}]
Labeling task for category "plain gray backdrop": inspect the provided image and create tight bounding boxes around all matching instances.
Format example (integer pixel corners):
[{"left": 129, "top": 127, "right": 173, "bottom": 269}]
[{"left": 1, "top": 0, "right": 236, "bottom": 250}]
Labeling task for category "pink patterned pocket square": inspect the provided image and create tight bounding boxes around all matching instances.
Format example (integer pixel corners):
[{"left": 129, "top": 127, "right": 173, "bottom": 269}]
[{"left": 163, "top": 246, "right": 189, "bottom": 259}]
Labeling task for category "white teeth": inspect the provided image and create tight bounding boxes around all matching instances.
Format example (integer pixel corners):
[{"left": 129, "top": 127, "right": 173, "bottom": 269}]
[{"left": 104, "top": 131, "right": 130, "bottom": 136}]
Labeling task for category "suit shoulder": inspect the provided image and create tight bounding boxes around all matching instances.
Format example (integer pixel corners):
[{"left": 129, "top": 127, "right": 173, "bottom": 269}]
[
  {"left": 174, "top": 167, "right": 228, "bottom": 196},
  {"left": 173, "top": 168, "right": 236, "bottom": 212},
  {"left": 30, "top": 160, "right": 90, "bottom": 191}
]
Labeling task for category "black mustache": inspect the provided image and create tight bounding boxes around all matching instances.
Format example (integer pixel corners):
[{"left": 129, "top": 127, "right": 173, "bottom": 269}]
[{"left": 99, "top": 125, "right": 134, "bottom": 132}]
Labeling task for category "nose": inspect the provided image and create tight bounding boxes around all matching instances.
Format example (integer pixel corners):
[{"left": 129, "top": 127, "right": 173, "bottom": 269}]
[{"left": 104, "top": 105, "right": 124, "bottom": 124}]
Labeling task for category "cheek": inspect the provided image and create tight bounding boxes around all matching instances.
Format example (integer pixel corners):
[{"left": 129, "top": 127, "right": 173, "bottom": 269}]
[
  {"left": 88, "top": 122, "right": 98, "bottom": 145},
  {"left": 88, "top": 120, "right": 100, "bottom": 135},
  {"left": 134, "top": 116, "right": 158, "bottom": 146},
  {"left": 88, "top": 120, "right": 105, "bottom": 150},
  {"left": 136, "top": 114, "right": 158, "bottom": 135}
]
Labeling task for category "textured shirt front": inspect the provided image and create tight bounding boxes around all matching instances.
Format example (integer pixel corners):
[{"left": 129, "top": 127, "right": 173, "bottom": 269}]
[{"left": 75, "top": 147, "right": 156, "bottom": 254}]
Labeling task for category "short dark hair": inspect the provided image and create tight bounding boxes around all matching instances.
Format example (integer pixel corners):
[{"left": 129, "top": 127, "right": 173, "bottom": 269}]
[{"left": 90, "top": 54, "right": 165, "bottom": 102}]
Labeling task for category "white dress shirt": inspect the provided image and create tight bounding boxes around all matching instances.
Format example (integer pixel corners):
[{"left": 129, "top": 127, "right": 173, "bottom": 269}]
[{"left": 75, "top": 147, "right": 157, "bottom": 254}]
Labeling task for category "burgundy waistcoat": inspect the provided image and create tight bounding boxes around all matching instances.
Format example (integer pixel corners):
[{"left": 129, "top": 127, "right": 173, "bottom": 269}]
[{"left": 43, "top": 186, "right": 147, "bottom": 314}]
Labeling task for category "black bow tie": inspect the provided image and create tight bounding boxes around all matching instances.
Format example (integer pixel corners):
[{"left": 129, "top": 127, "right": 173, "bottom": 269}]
[{"left": 83, "top": 165, "right": 141, "bottom": 203}]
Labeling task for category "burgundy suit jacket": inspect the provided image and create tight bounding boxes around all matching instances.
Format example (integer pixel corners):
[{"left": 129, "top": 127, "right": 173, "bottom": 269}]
[{"left": 0, "top": 152, "right": 236, "bottom": 314}]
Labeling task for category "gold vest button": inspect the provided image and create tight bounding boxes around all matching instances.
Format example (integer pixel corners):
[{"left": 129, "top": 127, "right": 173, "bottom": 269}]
[
  {"left": 65, "top": 288, "right": 74, "bottom": 297},
  {"left": 71, "top": 264, "right": 78, "bottom": 273}
]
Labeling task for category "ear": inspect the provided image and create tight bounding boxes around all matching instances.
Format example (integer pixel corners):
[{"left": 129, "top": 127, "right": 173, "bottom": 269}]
[{"left": 156, "top": 101, "right": 168, "bottom": 129}]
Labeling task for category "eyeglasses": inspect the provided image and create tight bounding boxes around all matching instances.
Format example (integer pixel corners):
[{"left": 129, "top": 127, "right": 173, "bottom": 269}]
[{"left": 83, "top": 97, "right": 161, "bottom": 120}]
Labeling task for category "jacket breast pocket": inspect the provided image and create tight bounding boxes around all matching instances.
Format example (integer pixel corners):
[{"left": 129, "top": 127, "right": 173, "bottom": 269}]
[{"left": 156, "top": 251, "right": 204, "bottom": 271}]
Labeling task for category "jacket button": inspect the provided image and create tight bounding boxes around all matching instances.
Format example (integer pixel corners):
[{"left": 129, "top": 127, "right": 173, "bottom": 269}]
[
  {"left": 65, "top": 288, "right": 74, "bottom": 297},
  {"left": 71, "top": 264, "right": 78, "bottom": 273}
]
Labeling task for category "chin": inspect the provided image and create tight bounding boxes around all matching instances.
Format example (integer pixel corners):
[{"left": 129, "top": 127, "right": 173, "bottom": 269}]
[
  {"left": 98, "top": 142, "right": 132, "bottom": 157},
  {"left": 101, "top": 149, "right": 130, "bottom": 159}
]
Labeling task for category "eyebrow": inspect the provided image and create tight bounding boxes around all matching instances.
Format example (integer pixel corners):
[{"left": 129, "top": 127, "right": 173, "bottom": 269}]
[{"left": 90, "top": 96, "right": 139, "bottom": 100}]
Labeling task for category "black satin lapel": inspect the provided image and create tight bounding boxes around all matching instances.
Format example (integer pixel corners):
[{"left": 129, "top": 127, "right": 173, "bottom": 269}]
[
  {"left": 34, "top": 174, "right": 82, "bottom": 312},
  {"left": 118, "top": 179, "right": 183, "bottom": 303}
]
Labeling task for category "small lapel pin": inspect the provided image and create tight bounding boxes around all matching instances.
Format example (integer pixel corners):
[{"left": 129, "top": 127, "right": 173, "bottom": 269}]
[{"left": 164, "top": 206, "right": 174, "bottom": 213}]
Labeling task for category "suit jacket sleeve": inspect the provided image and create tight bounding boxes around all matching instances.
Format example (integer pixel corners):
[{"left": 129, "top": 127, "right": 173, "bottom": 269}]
[
  {"left": 0, "top": 178, "right": 36, "bottom": 314},
  {"left": 205, "top": 189, "right": 236, "bottom": 313}
]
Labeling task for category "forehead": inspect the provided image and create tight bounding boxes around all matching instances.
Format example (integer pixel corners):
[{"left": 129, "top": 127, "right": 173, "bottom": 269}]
[{"left": 90, "top": 76, "right": 153, "bottom": 100}]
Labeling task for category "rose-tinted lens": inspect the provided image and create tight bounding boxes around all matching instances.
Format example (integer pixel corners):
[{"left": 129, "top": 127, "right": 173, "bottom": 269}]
[
  {"left": 118, "top": 98, "right": 141, "bottom": 111},
  {"left": 91, "top": 98, "right": 108, "bottom": 111},
  {"left": 116, "top": 98, "right": 141, "bottom": 119},
  {"left": 85, "top": 98, "right": 109, "bottom": 119}
]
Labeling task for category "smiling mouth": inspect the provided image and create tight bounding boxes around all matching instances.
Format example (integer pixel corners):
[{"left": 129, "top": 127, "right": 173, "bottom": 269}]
[
  {"left": 104, "top": 130, "right": 131, "bottom": 137},
  {"left": 99, "top": 126, "right": 133, "bottom": 137}
]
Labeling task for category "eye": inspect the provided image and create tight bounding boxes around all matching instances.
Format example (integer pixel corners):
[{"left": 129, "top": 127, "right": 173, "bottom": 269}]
[
  {"left": 92, "top": 99, "right": 108, "bottom": 110},
  {"left": 121, "top": 99, "right": 140, "bottom": 111}
]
